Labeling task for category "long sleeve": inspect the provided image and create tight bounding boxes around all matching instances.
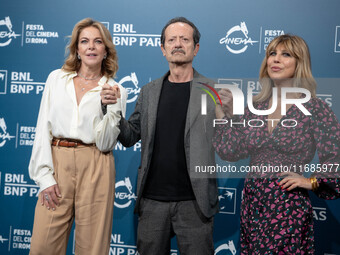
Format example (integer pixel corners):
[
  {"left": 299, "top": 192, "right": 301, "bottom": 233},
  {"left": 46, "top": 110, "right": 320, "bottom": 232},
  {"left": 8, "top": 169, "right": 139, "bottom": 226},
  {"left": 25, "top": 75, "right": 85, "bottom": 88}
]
[
  {"left": 118, "top": 86, "right": 143, "bottom": 147},
  {"left": 94, "top": 84, "right": 127, "bottom": 152},
  {"left": 29, "top": 70, "right": 127, "bottom": 190},
  {"left": 310, "top": 98, "right": 340, "bottom": 199},
  {"left": 28, "top": 71, "right": 56, "bottom": 192},
  {"left": 213, "top": 111, "right": 250, "bottom": 162}
]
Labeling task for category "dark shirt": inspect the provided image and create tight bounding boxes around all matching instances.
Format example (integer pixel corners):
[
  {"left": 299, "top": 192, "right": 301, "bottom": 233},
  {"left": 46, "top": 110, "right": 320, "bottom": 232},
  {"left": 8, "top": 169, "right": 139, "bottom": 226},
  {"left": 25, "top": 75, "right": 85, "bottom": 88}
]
[{"left": 143, "top": 77, "right": 195, "bottom": 201}]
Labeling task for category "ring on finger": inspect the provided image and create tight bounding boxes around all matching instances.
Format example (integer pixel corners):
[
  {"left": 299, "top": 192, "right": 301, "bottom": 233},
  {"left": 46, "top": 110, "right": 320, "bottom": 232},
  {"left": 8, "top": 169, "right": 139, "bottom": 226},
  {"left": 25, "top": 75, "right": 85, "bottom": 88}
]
[
  {"left": 104, "top": 95, "right": 108, "bottom": 99},
  {"left": 44, "top": 194, "right": 49, "bottom": 201}
]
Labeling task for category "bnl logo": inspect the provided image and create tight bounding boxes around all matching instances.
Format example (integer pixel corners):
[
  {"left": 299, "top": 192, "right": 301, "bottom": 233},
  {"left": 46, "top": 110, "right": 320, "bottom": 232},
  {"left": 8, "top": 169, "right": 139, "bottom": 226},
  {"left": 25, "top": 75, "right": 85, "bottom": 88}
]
[
  {"left": 100, "top": 22, "right": 109, "bottom": 30},
  {"left": 218, "top": 187, "right": 237, "bottom": 214},
  {"left": 0, "top": 70, "right": 7, "bottom": 94}
]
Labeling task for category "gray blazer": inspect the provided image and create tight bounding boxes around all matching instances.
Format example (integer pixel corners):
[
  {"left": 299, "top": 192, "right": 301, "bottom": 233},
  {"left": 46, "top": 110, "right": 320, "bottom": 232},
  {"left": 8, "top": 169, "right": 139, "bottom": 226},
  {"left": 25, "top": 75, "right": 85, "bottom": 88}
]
[{"left": 118, "top": 69, "right": 219, "bottom": 218}]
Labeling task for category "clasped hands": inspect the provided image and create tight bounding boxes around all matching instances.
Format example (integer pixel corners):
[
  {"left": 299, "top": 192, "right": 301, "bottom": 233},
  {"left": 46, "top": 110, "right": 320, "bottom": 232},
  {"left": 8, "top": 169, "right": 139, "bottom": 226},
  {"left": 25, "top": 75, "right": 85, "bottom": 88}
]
[{"left": 101, "top": 84, "right": 121, "bottom": 105}]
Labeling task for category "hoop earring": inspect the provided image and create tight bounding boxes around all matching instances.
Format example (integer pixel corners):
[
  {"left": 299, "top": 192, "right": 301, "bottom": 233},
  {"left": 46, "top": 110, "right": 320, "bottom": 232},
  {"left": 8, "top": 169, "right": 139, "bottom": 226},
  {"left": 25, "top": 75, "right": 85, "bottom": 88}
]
[{"left": 77, "top": 54, "right": 81, "bottom": 60}]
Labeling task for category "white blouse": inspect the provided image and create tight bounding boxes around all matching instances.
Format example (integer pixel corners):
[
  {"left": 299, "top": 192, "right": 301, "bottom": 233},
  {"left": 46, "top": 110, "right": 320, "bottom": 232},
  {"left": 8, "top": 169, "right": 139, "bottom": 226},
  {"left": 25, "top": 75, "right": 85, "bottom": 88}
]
[{"left": 28, "top": 69, "right": 127, "bottom": 191}]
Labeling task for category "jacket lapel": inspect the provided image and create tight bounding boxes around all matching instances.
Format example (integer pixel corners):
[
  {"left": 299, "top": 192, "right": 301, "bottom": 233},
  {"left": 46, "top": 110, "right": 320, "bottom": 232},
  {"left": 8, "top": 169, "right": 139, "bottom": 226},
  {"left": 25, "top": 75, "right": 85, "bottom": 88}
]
[
  {"left": 185, "top": 70, "right": 203, "bottom": 138},
  {"left": 147, "top": 73, "right": 167, "bottom": 146}
]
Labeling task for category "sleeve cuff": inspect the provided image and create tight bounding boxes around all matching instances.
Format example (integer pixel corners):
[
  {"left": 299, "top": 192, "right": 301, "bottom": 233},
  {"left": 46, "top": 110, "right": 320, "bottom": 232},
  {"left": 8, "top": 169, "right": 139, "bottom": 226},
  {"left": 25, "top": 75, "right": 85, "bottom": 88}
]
[
  {"left": 107, "top": 98, "right": 122, "bottom": 115},
  {"left": 36, "top": 172, "right": 57, "bottom": 193},
  {"left": 101, "top": 101, "right": 107, "bottom": 115}
]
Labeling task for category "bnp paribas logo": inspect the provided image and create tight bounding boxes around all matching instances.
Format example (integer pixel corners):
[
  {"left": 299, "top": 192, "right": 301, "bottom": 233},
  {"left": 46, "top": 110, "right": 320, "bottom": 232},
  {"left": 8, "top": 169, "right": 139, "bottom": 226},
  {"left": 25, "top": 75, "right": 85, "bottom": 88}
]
[{"left": 0, "top": 17, "right": 21, "bottom": 47}]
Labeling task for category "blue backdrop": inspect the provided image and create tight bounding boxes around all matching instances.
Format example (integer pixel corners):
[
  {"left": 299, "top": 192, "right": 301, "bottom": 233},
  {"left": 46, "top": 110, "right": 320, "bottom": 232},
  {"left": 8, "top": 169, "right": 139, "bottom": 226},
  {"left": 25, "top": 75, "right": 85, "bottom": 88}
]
[{"left": 1, "top": 0, "right": 340, "bottom": 254}]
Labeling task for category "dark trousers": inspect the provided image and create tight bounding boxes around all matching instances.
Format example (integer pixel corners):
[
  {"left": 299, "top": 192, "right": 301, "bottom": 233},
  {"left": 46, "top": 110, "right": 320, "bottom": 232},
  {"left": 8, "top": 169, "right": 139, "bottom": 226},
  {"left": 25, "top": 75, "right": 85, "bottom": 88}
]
[{"left": 137, "top": 198, "right": 214, "bottom": 255}]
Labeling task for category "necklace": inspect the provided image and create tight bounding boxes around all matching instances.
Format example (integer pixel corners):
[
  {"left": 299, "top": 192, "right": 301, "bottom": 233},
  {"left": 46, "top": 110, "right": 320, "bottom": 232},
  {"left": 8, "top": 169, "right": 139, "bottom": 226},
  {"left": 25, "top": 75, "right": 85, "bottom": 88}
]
[{"left": 78, "top": 72, "right": 101, "bottom": 91}]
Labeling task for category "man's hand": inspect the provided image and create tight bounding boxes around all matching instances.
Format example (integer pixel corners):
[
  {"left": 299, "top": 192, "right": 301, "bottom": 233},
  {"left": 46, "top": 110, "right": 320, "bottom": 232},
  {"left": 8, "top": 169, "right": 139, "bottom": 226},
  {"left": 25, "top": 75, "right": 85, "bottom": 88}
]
[
  {"left": 101, "top": 84, "right": 121, "bottom": 105},
  {"left": 216, "top": 88, "right": 233, "bottom": 119}
]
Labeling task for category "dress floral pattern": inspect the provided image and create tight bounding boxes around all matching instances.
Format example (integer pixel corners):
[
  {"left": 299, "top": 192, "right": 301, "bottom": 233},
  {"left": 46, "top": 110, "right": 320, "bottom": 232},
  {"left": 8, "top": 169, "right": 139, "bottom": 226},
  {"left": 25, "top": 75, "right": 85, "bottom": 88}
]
[{"left": 213, "top": 97, "right": 340, "bottom": 254}]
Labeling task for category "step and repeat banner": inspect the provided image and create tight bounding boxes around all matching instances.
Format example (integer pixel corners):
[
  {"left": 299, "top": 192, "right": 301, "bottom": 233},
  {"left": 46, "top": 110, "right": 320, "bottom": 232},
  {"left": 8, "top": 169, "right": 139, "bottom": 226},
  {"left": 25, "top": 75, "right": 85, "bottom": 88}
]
[{"left": 1, "top": 0, "right": 340, "bottom": 254}]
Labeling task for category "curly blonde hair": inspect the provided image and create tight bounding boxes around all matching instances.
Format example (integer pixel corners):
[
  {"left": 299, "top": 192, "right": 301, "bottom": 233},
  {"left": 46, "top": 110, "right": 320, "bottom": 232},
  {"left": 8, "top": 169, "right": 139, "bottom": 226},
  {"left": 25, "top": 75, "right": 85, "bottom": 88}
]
[
  {"left": 62, "top": 18, "right": 118, "bottom": 78},
  {"left": 254, "top": 34, "right": 316, "bottom": 102}
]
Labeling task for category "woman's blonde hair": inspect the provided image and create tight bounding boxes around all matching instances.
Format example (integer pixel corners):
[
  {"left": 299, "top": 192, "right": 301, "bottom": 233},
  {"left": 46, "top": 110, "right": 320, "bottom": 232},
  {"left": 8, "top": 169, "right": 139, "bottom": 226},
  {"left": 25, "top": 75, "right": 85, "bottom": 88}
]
[
  {"left": 254, "top": 34, "right": 316, "bottom": 102},
  {"left": 62, "top": 18, "right": 118, "bottom": 78}
]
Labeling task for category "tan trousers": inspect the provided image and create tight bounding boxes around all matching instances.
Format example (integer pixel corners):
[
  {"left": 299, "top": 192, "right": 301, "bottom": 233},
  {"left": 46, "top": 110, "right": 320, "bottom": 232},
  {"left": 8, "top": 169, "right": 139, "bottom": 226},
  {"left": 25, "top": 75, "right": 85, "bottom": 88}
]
[{"left": 30, "top": 145, "right": 115, "bottom": 255}]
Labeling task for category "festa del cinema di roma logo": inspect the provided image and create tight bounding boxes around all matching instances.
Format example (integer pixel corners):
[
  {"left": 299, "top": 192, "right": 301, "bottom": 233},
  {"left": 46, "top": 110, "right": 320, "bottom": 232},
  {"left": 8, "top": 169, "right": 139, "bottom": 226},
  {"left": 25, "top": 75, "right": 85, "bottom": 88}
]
[
  {"left": 118, "top": 72, "right": 141, "bottom": 103},
  {"left": 199, "top": 83, "right": 312, "bottom": 128},
  {"left": 215, "top": 240, "right": 237, "bottom": 255},
  {"left": 219, "top": 22, "right": 258, "bottom": 54},
  {"left": 114, "top": 177, "right": 137, "bottom": 209},
  {"left": 0, "top": 16, "right": 20, "bottom": 47},
  {"left": 0, "top": 118, "right": 15, "bottom": 147}
]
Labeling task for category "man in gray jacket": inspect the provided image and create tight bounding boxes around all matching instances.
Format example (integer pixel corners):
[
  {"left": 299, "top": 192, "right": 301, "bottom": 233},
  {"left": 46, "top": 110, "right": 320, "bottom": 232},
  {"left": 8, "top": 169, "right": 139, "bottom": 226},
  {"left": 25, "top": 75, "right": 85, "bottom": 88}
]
[{"left": 102, "top": 17, "right": 218, "bottom": 255}]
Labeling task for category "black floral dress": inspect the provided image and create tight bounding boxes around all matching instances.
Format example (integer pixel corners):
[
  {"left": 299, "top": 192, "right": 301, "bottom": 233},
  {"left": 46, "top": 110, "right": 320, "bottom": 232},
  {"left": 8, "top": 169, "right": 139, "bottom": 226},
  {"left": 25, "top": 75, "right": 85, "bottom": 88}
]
[{"left": 213, "top": 97, "right": 340, "bottom": 254}]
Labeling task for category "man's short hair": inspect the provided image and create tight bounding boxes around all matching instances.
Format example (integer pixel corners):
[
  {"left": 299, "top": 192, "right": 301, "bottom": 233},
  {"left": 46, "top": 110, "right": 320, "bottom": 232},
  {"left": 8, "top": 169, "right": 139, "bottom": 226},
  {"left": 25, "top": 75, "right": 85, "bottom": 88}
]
[{"left": 160, "top": 17, "right": 201, "bottom": 47}]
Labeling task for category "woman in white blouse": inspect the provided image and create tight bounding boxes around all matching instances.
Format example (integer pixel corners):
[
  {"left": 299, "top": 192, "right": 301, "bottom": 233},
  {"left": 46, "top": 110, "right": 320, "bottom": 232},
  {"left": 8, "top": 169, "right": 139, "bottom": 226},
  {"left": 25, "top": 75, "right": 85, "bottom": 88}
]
[{"left": 28, "top": 18, "right": 126, "bottom": 255}]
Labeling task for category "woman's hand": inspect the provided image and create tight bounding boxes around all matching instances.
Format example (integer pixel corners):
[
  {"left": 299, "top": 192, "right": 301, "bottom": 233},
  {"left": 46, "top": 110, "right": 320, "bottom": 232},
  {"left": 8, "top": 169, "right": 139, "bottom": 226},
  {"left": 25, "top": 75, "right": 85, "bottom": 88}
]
[
  {"left": 41, "top": 184, "right": 61, "bottom": 211},
  {"left": 278, "top": 172, "right": 313, "bottom": 191},
  {"left": 101, "top": 83, "right": 120, "bottom": 105},
  {"left": 216, "top": 88, "right": 233, "bottom": 119}
]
